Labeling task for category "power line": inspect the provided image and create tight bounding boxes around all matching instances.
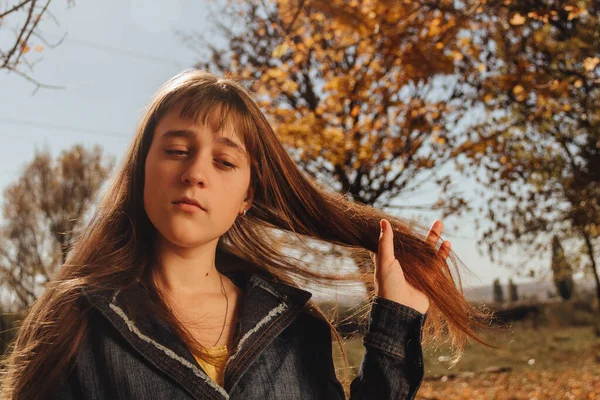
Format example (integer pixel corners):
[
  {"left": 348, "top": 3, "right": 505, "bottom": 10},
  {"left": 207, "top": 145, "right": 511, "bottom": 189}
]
[
  {"left": 0, "top": 117, "right": 127, "bottom": 138},
  {"left": 63, "top": 37, "right": 187, "bottom": 69},
  {"left": 41, "top": 32, "right": 189, "bottom": 69}
]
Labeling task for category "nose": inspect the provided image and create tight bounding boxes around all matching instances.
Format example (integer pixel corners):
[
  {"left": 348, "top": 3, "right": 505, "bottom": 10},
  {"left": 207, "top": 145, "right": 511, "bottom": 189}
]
[{"left": 181, "top": 156, "right": 208, "bottom": 186}]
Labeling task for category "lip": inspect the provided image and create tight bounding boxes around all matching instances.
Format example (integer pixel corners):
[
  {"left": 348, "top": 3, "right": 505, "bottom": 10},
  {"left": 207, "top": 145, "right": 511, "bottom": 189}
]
[{"left": 172, "top": 197, "right": 206, "bottom": 211}]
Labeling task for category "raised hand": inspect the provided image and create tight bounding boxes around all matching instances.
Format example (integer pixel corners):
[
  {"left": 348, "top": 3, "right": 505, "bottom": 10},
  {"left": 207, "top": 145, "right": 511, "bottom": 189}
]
[{"left": 370, "top": 219, "right": 451, "bottom": 314}]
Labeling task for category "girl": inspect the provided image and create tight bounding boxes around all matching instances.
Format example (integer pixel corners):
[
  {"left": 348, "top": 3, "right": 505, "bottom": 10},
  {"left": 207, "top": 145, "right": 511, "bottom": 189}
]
[{"left": 1, "top": 70, "right": 493, "bottom": 399}]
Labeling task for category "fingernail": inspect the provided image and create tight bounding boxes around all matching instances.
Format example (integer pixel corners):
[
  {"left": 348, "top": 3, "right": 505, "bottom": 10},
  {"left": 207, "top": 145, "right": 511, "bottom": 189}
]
[{"left": 380, "top": 219, "right": 385, "bottom": 231}]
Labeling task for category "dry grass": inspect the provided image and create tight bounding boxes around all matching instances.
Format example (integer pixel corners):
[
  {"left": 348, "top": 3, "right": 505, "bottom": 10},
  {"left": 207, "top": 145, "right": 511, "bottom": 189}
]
[{"left": 334, "top": 322, "right": 600, "bottom": 399}]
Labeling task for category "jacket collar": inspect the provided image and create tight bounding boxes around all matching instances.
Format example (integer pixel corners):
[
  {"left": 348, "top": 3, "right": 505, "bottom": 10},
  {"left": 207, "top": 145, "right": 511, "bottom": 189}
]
[{"left": 82, "top": 270, "right": 313, "bottom": 399}]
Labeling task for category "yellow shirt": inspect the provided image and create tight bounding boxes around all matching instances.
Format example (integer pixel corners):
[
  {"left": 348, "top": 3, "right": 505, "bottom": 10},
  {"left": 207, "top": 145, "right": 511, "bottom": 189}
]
[{"left": 193, "top": 345, "right": 229, "bottom": 387}]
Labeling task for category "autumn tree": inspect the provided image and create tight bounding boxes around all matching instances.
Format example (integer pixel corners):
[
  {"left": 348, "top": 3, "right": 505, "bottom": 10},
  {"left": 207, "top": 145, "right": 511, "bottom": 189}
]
[
  {"left": 187, "top": 0, "right": 484, "bottom": 214},
  {"left": 493, "top": 278, "right": 504, "bottom": 304},
  {"left": 508, "top": 278, "right": 519, "bottom": 302},
  {"left": 0, "top": 0, "right": 73, "bottom": 91},
  {"left": 450, "top": 1, "right": 600, "bottom": 307},
  {"left": 0, "top": 144, "right": 114, "bottom": 310},
  {"left": 551, "top": 236, "right": 575, "bottom": 301},
  {"left": 181, "top": 0, "right": 488, "bottom": 291}
]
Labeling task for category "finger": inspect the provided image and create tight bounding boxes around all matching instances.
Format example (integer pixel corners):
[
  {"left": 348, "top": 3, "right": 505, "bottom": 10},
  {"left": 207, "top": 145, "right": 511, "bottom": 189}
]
[
  {"left": 438, "top": 240, "right": 451, "bottom": 259},
  {"left": 426, "top": 220, "right": 444, "bottom": 246},
  {"left": 377, "top": 219, "right": 396, "bottom": 269}
]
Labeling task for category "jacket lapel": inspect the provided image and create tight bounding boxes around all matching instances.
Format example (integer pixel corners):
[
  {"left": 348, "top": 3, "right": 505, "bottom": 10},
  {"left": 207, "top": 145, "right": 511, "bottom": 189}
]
[
  {"left": 82, "top": 270, "right": 313, "bottom": 399},
  {"left": 84, "top": 284, "right": 229, "bottom": 400},
  {"left": 222, "top": 272, "right": 313, "bottom": 393}
]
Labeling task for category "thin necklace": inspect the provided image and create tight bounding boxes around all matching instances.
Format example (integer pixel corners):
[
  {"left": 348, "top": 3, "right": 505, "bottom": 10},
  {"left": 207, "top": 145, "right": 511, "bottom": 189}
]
[{"left": 212, "top": 272, "right": 229, "bottom": 348}]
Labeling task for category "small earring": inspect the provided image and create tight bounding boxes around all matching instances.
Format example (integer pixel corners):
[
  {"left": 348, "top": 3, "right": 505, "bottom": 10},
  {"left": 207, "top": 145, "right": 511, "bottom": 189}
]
[{"left": 241, "top": 209, "right": 247, "bottom": 217}]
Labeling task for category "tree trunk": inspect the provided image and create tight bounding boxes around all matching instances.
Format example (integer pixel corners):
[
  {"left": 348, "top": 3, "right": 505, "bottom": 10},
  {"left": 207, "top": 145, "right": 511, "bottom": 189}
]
[
  {"left": 0, "top": 309, "right": 3, "bottom": 355},
  {"left": 581, "top": 229, "right": 600, "bottom": 337}
]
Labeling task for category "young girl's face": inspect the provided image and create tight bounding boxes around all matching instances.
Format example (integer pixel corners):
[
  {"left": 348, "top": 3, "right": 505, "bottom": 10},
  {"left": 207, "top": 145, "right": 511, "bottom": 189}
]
[{"left": 143, "top": 104, "right": 253, "bottom": 249}]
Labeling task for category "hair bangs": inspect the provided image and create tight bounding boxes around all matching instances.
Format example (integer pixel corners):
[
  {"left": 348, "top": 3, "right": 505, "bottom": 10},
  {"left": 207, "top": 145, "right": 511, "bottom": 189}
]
[{"left": 158, "top": 82, "right": 260, "bottom": 163}]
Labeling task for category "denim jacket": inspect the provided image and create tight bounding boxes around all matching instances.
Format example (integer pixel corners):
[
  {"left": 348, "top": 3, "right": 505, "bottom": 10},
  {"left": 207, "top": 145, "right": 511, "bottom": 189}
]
[{"left": 55, "top": 269, "right": 428, "bottom": 399}]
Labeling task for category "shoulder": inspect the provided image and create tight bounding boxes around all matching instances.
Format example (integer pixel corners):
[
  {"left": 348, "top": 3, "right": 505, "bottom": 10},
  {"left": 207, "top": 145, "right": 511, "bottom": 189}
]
[{"left": 291, "top": 307, "right": 334, "bottom": 346}]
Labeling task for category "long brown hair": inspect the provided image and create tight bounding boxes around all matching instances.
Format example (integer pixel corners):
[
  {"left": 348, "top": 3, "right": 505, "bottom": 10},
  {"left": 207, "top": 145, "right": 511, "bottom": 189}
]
[{"left": 1, "top": 69, "right": 495, "bottom": 399}]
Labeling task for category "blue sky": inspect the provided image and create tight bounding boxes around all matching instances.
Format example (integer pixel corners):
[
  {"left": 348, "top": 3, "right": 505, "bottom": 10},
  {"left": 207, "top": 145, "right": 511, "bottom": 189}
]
[{"left": 0, "top": 0, "right": 545, "bottom": 290}]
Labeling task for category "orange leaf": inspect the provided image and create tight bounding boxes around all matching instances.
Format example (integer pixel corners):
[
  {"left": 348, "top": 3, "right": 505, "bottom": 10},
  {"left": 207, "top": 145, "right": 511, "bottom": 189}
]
[
  {"left": 583, "top": 57, "right": 599, "bottom": 72},
  {"left": 510, "top": 13, "right": 526, "bottom": 25},
  {"left": 512, "top": 85, "right": 524, "bottom": 95}
]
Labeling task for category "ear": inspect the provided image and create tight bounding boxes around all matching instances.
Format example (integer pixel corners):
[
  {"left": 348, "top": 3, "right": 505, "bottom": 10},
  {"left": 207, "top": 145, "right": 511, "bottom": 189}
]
[{"left": 244, "top": 185, "right": 254, "bottom": 209}]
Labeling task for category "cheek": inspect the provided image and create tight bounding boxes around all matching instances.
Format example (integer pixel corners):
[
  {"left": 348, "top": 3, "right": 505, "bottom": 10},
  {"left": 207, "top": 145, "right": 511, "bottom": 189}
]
[{"left": 143, "top": 157, "right": 168, "bottom": 210}]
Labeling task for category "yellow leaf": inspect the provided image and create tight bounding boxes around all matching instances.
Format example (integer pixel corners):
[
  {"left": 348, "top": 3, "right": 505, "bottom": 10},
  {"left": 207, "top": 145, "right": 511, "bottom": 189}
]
[
  {"left": 510, "top": 13, "right": 526, "bottom": 25},
  {"left": 450, "top": 51, "right": 463, "bottom": 61},
  {"left": 430, "top": 135, "right": 446, "bottom": 145},
  {"left": 574, "top": 79, "right": 583, "bottom": 88},
  {"left": 484, "top": 93, "right": 494, "bottom": 102},
  {"left": 428, "top": 18, "right": 442, "bottom": 36},
  {"left": 513, "top": 85, "right": 525, "bottom": 95},
  {"left": 459, "top": 37, "right": 472, "bottom": 47},
  {"left": 21, "top": 44, "right": 30, "bottom": 54},
  {"left": 563, "top": 104, "right": 572, "bottom": 112},
  {"left": 435, "top": 42, "right": 444, "bottom": 50},
  {"left": 478, "top": 63, "right": 486, "bottom": 72},
  {"left": 272, "top": 43, "right": 289, "bottom": 58},
  {"left": 350, "top": 105, "right": 360, "bottom": 117},
  {"left": 583, "top": 57, "right": 599, "bottom": 72},
  {"left": 537, "top": 96, "right": 547, "bottom": 106},
  {"left": 35, "top": 45, "right": 43, "bottom": 52}
]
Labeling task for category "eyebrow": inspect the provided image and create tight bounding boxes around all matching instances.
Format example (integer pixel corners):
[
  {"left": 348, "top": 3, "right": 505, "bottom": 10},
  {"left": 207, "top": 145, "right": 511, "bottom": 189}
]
[{"left": 161, "top": 129, "right": 247, "bottom": 157}]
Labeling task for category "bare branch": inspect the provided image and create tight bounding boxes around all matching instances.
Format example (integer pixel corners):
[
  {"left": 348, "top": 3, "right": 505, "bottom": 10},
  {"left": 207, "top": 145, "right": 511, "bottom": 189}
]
[
  {"left": 0, "top": 0, "right": 70, "bottom": 91},
  {"left": 0, "top": 0, "right": 34, "bottom": 19}
]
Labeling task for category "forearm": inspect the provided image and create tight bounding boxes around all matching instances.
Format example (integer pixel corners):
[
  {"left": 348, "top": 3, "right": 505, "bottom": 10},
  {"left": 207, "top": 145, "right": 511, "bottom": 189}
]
[{"left": 348, "top": 296, "right": 427, "bottom": 400}]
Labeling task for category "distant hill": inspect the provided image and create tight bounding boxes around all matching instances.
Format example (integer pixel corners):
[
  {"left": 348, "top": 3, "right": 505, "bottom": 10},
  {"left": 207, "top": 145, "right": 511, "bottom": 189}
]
[
  {"left": 315, "top": 276, "right": 597, "bottom": 308},
  {"left": 463, "top": 277, "right": 597, "bottom": 303}
]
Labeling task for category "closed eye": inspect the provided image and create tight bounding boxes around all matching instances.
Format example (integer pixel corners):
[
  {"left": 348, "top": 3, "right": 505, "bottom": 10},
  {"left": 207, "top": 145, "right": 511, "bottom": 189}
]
[
  {"left": 165, "top": 150, "right": 237, "bottom": 170},
  {"left": 165, "top": 149, "right": 189, "bottom": 156},
  {"left": 219, "top": 160, "right": 237, "bottom": 170}
]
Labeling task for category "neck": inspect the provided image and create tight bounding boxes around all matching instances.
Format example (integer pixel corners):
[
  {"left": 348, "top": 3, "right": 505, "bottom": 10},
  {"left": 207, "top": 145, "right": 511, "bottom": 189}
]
[{"left": 152, "top": 235, "right": 224, "bottom": 297}]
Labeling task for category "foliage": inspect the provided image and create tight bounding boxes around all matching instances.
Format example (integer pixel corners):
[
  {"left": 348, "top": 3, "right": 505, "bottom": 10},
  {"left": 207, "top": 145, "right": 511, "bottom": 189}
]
[
  {"left": 0, "top": 144, "right": 114, "bottom": 310},
  {"left": 187, "top": 0, "right": 480, "bottom": 216},
  {"left": 448, "top": 0, "right": 600, "bottom": 304},
  {"left": 186, "top": 0, "right": 600, "bottom": 305}
]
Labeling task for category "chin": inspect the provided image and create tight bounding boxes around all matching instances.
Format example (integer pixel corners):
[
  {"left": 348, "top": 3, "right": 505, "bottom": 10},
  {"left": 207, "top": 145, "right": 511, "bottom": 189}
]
[{"left": 161, "top": 225, "right": 212, "bottom": 248}]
